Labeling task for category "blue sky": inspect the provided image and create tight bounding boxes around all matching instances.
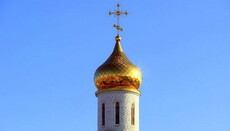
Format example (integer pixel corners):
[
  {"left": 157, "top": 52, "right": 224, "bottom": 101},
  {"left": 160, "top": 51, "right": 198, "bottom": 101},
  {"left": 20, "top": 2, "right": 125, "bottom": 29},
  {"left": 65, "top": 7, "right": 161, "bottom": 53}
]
[{"left": 0, "top": 0, "right": 230, "bottom": 131}]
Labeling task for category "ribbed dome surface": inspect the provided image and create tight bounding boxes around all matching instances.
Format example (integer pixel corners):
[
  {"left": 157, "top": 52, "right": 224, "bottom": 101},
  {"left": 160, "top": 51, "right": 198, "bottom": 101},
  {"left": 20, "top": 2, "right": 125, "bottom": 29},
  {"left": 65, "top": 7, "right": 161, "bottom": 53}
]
[{"left": 94, "top": 36, "right": 142, "bottom": 90}]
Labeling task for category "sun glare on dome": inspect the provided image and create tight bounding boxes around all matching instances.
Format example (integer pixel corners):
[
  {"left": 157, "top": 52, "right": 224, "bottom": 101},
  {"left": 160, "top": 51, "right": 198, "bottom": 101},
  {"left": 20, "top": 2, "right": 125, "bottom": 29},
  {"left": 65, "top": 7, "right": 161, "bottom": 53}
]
[{"left": 133, "top": 71, "right": 139, "bottom": 76}]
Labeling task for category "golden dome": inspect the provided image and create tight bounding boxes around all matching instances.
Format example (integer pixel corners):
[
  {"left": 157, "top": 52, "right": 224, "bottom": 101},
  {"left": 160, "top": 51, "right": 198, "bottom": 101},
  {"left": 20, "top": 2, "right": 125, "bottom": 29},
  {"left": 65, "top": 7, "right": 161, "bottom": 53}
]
[{"left": 94, "top": 36, "right": 142, "bottom": 91}]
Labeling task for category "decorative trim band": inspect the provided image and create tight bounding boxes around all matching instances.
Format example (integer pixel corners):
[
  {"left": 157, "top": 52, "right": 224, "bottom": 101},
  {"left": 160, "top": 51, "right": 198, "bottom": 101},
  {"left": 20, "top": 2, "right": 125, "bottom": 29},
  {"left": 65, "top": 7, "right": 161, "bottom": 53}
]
[{"left": 95, "top": 86, "right": 141, "bottom": 96}]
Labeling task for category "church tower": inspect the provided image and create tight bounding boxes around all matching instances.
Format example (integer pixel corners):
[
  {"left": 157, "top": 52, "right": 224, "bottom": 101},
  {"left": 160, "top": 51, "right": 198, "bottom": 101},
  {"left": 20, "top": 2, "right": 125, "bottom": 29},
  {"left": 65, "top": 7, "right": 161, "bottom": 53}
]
[{"left": 94, "top": 4, "right": 142, "bottom": 131}]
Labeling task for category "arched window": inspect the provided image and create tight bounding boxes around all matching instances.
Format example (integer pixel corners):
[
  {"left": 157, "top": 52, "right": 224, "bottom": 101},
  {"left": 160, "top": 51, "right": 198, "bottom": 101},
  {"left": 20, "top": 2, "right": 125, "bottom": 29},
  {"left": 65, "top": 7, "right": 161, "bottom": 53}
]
[
  {"left": 131, "top": 103, "right": 135, "bottom": 125},
  {"left": 115, "top": 102, "right": 120, "bottom": 124},
  {"left": 102, "top": 103, "right": 105, "bottom": 126}
]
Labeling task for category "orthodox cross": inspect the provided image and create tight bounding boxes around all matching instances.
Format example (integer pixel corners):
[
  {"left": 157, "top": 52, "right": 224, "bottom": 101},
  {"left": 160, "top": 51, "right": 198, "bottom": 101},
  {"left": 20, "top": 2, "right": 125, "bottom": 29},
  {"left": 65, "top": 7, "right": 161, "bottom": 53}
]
[{"left": 109, "top": 4, "right": 128, "bottom": 35}]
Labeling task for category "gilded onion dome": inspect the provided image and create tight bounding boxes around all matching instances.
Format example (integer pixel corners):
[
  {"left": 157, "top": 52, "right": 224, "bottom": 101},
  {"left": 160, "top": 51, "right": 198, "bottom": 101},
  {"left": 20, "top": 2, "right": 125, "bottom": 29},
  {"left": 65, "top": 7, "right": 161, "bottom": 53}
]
[{"left": 94, "top": 36, "right": 142, "bottom": 92}]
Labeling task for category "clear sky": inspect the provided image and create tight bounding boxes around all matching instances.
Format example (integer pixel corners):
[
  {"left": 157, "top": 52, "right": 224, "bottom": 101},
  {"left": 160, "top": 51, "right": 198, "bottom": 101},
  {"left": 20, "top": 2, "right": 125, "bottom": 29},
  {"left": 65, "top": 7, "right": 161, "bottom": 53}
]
[{"left": 0, "top": 0, "right": 230, "bottom": 131}]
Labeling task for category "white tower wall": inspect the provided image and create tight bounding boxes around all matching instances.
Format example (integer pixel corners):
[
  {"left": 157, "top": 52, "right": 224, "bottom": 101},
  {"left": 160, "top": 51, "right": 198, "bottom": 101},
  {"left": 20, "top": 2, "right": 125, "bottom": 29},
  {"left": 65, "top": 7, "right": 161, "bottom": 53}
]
[{"left": 97, "top": 90, "right": 140, "bottom": 131}]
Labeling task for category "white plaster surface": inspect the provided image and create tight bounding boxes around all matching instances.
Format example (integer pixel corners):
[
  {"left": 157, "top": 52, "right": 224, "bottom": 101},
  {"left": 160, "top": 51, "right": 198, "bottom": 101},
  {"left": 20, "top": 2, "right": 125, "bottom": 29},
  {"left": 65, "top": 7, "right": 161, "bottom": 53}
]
[{"left": 97, "top": 91, "right": 140, "bottom": 131}]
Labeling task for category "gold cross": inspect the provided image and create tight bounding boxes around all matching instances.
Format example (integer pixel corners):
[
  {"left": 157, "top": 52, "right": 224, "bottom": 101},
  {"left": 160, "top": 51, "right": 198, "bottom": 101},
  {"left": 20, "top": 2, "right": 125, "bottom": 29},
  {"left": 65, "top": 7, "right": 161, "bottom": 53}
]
[{"left": 109, "top": 4, "right": 128, "bottom": 35}]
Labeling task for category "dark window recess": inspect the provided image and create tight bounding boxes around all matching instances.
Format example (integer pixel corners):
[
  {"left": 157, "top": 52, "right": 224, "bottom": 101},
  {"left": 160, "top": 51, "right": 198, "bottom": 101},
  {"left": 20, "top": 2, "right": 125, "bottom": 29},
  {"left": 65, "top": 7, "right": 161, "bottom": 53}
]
[
  {"left": 102, "top": 103, "right": 105, "bottom": 126},
  {"left": 115, "top": 102, "right": 120, "bottom": 124},
  {"left": 131, "top": 103, "right": 135, "bottom": 125}
]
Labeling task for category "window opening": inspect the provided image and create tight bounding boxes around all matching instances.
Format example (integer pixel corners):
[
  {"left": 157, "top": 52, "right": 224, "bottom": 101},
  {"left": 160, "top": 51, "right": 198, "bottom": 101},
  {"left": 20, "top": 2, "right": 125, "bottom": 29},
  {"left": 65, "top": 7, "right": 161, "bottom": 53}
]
[
  {"left": 102, "top": 103, "right": 105, "bottom": 126},
  {"left": 131, "top": 103, "right": 135, "bottom": 125},
  {"left": 115, "top": 102, "right": 120, "bottom": 124}
]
